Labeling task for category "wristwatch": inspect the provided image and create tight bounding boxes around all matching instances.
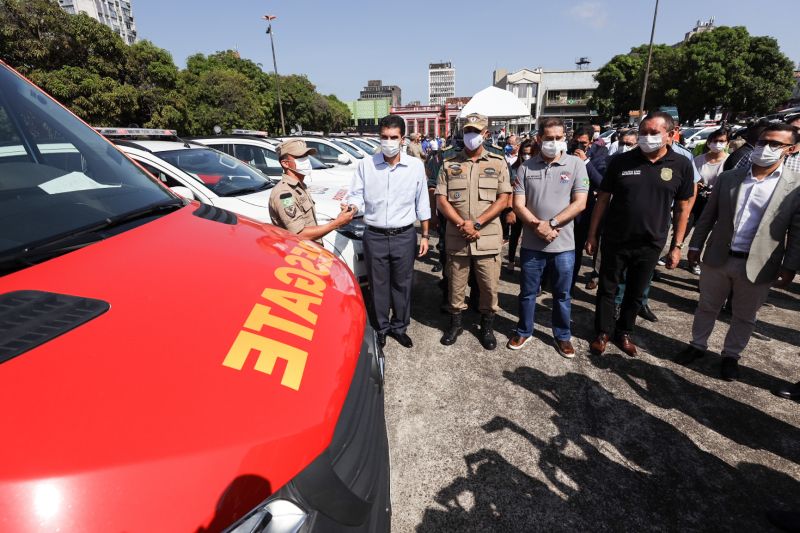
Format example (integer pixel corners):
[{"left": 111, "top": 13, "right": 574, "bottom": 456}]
[
  {"left": 421, "top": 234, "right": 430, "bottom": 239},
  {"left": 673, "top": 242, "right": 685, "bottom": 249},
  {"left": 549, "top": 218, "right": 559, "bottom": 229},
  {"left": 473, "top": 220, "right": 482, "bottom": 230}
]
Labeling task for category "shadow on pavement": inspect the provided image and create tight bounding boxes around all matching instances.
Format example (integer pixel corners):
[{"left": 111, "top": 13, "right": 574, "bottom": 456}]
[{"left": 416, "top": 367, "right": 800, "bottom": 532}]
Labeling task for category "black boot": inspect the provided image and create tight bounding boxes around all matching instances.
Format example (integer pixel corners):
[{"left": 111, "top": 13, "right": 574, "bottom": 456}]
[
  {"left": 440, "top": 313, "right": 463, "bottom": 345},
  {"left": 479, "top": 313, "right": 497, "bottom": 350}
]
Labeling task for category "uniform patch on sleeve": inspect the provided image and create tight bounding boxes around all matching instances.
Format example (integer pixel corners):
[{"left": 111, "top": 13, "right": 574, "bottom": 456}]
[
  {"left": 284, "top": 205, "right": 297, "bottom": 217},
  {"left": 281, "top": 195, "right": 295, "bottom": 208},
  {"left": 582, "top": 177, "right": 590, "bottom": 187}
]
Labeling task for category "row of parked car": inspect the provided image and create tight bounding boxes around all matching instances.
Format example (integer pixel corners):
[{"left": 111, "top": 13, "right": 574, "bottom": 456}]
[
  {"left": 95, "top": 128, "right": 381, "bottom": 285},
  {"left": 0, "top": 60, "right": 389, "bottom": 531}
]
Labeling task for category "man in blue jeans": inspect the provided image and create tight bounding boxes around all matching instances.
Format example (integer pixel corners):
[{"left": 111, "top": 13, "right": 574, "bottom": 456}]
[{"left": 507, "top": 118, "right": 589, "bottom": 357}]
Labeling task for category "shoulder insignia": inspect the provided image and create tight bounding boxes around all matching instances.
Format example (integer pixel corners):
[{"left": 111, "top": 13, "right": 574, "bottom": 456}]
[{"left": 284, "top": 205, "right": 297, "bottom": 217}]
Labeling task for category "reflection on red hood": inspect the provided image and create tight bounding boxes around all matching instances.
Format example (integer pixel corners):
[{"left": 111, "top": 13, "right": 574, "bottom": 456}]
[{"left": 0, "top": 204, "right": 366, "bottom": 532}]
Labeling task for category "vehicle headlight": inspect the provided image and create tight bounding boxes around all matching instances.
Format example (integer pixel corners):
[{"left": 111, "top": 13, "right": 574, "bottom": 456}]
[
  {"left": 337, "top": 217, "right": 366, "bottom": 240},
  {"left": 225, "top": 499, "right": 307, "bottom": 533}
]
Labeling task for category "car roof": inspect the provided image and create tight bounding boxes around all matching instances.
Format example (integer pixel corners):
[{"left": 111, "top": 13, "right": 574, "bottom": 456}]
[
  {"left": 191, "top": 137, "right": 278, "bottom": 149},
  {"left": 114, "top": 139, "right": 205, "bottom": 153}
]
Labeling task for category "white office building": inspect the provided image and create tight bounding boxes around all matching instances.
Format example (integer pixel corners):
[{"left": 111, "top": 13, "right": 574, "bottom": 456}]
[
  {"left": 429, "top": 62, "right": 455, "bottom": 106},
  {"left": 494, "top": 67, "right": 599, "bottom": 133},
  {"left": 59, "top": 0, "right": 137, "bottom": 45}
]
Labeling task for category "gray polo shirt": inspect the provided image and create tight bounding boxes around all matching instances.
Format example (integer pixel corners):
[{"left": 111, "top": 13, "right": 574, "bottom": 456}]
[{"left": 514, "top": 153, "right": 589, "bottom": 253}]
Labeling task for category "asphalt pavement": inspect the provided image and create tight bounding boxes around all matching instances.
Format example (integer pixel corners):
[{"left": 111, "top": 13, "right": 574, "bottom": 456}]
[{"left": 384, "top": 242, "right": 800, "bottom": 532}]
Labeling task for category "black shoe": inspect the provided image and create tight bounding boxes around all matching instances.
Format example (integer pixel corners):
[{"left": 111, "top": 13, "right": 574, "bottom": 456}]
[
  {"left": 479, "top": 313, "right": 497, "bottom": 350},
  {"left": 638, "top": 304, "right": 658, "bottom": 322},
  {"left": 766, "top": 509, "right": 800, "bottom": 532},
  {"left": 432, "top": 263, "right": 443, "bottom": 273},
  {"left": 377, "top": 333, "right": 386, "bottom": 348},
  {"left": 674, "top": 345, "right": 706, "bottom": 365},
  {"left": 441, "top": 313, "right": 463, "bottom": 345},
  {"left": 388, "top": 331, "right": 413, "bottom": 348},
  {"left": 720, "top": 357, "right": 740, "bottom": 382},
  {"left": 773, "top": 381, "right": 800, "bottom": 401}
]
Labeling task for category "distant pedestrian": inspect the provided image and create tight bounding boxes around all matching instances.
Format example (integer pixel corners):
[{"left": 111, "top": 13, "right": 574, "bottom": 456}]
[
  {"left": 725, "top": 120, "right": 770, "bottom": 171},
  {"left": 407, "top": 132, "right": 426, "bottom": 161},
  {"left": 436, "top": 113, "right": 512, "bottom": 350},
  {"left": 507, "top": 118, "right": 588, "bottom": 357},
  {"left": 675, "top": 123, "right": 800, "bottom": 381},
  {"left": 504, "top": 139, "right": 533, "bottom": 272},
  {"left": 347, "top": 115, "right": 431, "bottom": 349},
  {"left": 687, "top": 127, "right": 730, "bottom": 274},
  {"left": 585, "top": 112, "right": 695, "bottom": 358}
]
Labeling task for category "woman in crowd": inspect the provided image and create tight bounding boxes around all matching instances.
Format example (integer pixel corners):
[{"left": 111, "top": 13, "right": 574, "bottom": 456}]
[{"left": 687, "top": 127, "right": 730, "bottom": 274}]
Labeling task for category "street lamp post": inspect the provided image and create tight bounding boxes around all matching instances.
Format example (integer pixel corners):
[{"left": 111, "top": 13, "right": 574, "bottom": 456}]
[
  {"left": 638, "top": 0, "right": 660, "bottom": 123},
  {"left": 263, "top": 15, "right": 286, "bottom": 136}
]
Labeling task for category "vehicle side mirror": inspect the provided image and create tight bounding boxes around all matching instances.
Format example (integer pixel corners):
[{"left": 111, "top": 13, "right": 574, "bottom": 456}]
[
  {"left": 170, "top": 186, "right": 194, "bottom": 200},
  {"left": 337, "top": 153, "right": 351, "bottom": 165}
]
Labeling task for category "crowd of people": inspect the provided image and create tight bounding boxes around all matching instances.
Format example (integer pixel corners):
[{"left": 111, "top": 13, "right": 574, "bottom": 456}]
[{"left": 267, "top": 111, "right": 800, "bottom": 403}]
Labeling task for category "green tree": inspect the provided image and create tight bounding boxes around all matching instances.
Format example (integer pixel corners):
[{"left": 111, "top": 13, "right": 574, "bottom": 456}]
[
  {"left": 591, "top": 26, "right": 794, "bottom": 122},
  {"left": 0, "top": 0, "right": 73, "bottom": 74}
]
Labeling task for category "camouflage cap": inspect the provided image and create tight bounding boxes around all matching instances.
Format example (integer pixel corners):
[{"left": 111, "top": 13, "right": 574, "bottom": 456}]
[
  {"left": 463, "top": 113, "right": 488, "bottom": 132},
  {"left": 277, "top": 138, "right": 317, "bottom": 159}
]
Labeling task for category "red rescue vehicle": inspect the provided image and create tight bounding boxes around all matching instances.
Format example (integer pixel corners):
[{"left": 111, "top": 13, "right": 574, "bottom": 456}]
[{"left": 0, "top": 60, "right": 390, "bottom": 532}]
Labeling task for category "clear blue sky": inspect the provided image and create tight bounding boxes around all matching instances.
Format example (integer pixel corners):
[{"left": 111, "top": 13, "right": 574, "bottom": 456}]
[{"left": 134, "top": 0, "right": 798, "bottom": 104}]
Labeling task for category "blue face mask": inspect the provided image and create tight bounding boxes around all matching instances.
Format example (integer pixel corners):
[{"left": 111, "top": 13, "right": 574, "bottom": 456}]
[{"left": 504, "top": 145, "right": 513, "bottom": 155}]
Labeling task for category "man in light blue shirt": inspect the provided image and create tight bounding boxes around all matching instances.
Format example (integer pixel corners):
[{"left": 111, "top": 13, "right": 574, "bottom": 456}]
[{"left": 347, "top": 114, "right": 431, "bottom": 349}]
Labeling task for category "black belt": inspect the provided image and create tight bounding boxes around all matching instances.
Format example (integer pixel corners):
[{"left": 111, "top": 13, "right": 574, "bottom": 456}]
[
  {"left": 367, "top": 224, "right": 413, "bottom": 236},
  {"left": 729, "top": 250, "right": 749, "bottom": 259}
]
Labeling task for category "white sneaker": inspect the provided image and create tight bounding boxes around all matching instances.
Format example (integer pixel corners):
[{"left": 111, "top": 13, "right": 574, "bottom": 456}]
[
  {"left": 657, "top": 257, "right": 667, "bottom": 266},
  {"left": 692, "top": 265, "right": 701, "bottom": 275}
]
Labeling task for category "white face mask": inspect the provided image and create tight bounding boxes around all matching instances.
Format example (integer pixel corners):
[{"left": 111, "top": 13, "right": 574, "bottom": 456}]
[
  {"left": 541, "top": 140, "right": 567, "bottom": 159},
  {"left": 381, "top": 139, "right": 401, "bottom": 157},
  {"left": 592, "top": 131, "right": 600, "bottom": 140},
  {"left": 463, "top": 132, "right": 485, "bottom": 151},
  {"left": 620, "top": 144, "right": 634, "bottom": 153},
  {"left": 750, "top": 144, "right": 786, "bottom": 167},
  {"left": 708, "top": 142, "right": 727, "bottom": 153},
  {"left": 638, "top": 134, "right": 664, "bottom": 154},
  {"left": 522, "top": 154, "right": 531, "bottom": 161},
  {"left": 293, "top": 156, "right": 313, "bottom": 176}
]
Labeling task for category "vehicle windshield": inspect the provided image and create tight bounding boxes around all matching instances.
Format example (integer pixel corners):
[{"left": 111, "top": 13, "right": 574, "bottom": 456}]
[
  {"left": 156, "top": 148, "right": 273, "bottom": 197},
  {"left": 0, "top": 63, "right": 175, "bottom": 259},
  {"left": 332, "top": 139, "right": 364, "bottom": 159},
  {"left": 349, "top": 138, "right": 378, "bottom": 154},
  {"left": 682, "top": 127, "right": 701, "bottom": 139},
  {"left": 309, "top": 155, "right": 329, "bottom": 169}
]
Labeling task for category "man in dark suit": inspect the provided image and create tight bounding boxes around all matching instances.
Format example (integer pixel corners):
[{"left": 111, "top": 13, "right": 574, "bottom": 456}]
[{"left": 675, "top": 123, "right": 800, "bottom": 381}]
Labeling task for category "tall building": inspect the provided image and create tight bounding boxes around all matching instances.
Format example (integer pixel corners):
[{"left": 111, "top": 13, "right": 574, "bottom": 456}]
[
  {"left": 429, "top": 62, "right": 455, "bottom": 105},
  {"left": 359, "top": 80, "right": 402, "bottom": 107},
  {"left": 58, "top": 0, "right": 137, "bottom": 45}
]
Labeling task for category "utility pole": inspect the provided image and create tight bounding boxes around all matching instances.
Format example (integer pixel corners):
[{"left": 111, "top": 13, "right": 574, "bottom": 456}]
[
  {"left": 638, "top": 0, "right": 660, "bottom": 123},
  {"left": 263, "top": 15, "right": 286, "bottom": 136}
]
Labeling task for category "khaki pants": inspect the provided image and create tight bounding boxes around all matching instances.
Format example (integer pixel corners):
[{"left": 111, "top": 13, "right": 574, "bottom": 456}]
[
  {"left": 690, "top": 256, "right": 772, "bottom": 359},
  {"left": 447, "top": 253, "right": 500, "bottom": 314}
]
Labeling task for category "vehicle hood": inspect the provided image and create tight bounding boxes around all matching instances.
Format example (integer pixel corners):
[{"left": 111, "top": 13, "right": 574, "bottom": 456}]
[{"left": 0, "top": 204, "right": 365, "bottom": 532}]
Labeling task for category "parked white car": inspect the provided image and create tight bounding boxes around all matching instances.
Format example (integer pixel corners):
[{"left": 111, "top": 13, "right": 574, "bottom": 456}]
[{"left": 99, "top": 130, "right": 366, "bottom": 284}]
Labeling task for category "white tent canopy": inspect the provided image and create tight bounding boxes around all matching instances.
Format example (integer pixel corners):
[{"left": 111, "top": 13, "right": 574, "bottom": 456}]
[{"left": 458, "top": 86, "right": 530, "bottom": 119}]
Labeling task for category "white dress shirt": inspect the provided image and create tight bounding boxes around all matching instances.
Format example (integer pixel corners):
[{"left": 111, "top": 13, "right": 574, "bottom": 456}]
[
  {"left": 730, "top": 165, "right": 783, "bottom": 253},
  {"left": 347, "top": 152, "right": 431, "bottom": 228}
]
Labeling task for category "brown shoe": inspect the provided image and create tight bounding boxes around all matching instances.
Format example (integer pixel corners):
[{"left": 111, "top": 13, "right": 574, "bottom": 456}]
[
  {"left": 590, "top": 333, "right": 610, "bottom": 355},
  {"left": 555, "top": 339, "right": 576, "bottom": 359},
  {"left": 507, "top": 335, "right": 531, "bottom": 350},
  {"left": 614, "top": 334, "right": 638, "bottom": 357}
]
